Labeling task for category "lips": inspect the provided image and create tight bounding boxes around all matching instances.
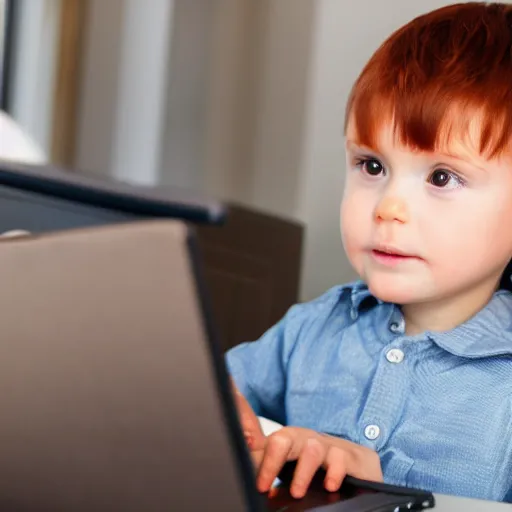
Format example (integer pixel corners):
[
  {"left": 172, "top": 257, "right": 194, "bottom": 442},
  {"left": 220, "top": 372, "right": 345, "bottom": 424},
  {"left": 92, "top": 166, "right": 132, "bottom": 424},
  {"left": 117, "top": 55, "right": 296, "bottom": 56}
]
[
  {"left": 370, "top": 246, "right": 419, "bottom": 267},
  {"left": 374, "top": 247, "right": 411, "bottom": 257}
]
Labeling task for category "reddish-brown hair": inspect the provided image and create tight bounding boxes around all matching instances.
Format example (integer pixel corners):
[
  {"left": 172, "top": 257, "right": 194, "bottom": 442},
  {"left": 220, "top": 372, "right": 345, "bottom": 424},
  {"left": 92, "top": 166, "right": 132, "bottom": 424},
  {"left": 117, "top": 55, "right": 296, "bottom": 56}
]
[{"left": 345, "top": 2, "right": 512, "bottom": 158}]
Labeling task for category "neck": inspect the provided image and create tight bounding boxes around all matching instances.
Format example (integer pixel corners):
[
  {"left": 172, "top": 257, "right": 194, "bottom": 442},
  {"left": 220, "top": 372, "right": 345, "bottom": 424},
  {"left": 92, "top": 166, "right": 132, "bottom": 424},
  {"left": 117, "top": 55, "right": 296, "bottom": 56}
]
[{"left": 401, "top": 278, "right": 500, "bottom": 336}]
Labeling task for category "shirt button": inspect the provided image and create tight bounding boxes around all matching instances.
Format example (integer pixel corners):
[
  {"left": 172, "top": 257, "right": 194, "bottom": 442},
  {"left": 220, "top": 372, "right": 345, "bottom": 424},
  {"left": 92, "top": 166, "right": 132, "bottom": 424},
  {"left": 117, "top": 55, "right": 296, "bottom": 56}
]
[
  {"left": 389, "top": 322, "right": 400, "bottom": 333},
  {"left": 386, "top": 348, "right": 405, "bottom": 364},
  {"left": 364, "top": 424, "right": 380, "bottom": 440}
]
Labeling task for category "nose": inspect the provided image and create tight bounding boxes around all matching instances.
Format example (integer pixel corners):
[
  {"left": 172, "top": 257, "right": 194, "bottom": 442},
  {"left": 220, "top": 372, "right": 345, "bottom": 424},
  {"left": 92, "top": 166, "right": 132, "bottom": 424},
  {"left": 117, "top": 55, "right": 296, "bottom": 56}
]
[{"left": 374, "top": 196, "right": 409, "bottom": 224}]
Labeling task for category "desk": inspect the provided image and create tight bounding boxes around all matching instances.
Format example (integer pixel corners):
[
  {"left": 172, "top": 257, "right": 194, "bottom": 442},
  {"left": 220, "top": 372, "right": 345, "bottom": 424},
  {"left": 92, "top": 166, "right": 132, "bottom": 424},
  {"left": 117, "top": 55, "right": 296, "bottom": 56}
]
[
  {"left": 267, "top": 489, "right": 510, "bottom": 511},
  {"left": 434, "top": 493, "right": 511, "bottom": 510},
  {"left": 268, "top": 477, "right": 512, "bottom": 511}
]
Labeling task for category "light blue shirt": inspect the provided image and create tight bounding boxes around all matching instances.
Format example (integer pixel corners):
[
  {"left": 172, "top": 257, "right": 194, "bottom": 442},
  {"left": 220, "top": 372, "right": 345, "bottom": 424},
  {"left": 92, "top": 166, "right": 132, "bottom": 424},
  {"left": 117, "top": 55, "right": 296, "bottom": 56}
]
[{"left": 225, "top": 281, "right": 512, "bottom": 502}]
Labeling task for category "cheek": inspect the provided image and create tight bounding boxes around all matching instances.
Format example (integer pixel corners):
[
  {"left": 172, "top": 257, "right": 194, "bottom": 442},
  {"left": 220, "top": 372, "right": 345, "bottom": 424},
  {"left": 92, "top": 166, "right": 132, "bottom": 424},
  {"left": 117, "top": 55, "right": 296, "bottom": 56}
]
[
  {"left": 340, "top": 191, "right": 372, "bottom": 254},
  {"left": 461, "top": 211, "right": 512, "bottom": 260},
  {"left": 423, "top": 196, "right": 512, "bottom": 268}
]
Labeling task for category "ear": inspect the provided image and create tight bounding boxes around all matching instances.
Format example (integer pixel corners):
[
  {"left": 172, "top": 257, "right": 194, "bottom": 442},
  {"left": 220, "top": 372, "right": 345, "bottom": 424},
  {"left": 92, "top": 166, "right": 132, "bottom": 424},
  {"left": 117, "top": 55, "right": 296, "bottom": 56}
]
[{"left": 231, "top": 380, "right": 266, "bottom": 451}]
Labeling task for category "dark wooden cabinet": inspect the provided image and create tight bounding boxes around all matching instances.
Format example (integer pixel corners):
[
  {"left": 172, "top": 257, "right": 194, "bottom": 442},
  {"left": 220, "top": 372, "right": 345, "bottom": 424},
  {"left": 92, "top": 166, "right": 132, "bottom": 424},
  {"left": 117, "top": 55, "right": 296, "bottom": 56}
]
[{"left": 195, "top": 203, "right": 304, "bottom": 352}]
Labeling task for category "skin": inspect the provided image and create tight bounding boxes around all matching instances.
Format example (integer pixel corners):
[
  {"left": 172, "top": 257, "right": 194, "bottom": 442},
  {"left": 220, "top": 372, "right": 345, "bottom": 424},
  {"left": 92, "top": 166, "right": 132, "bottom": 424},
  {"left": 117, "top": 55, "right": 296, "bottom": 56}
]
[
  {"left": 233, "top": 383, "right": 383, "bottom": 498},
  {"left": 234, "top": 114, "right": 512, "bottom": 498},
  {"left": 342, "top": 117, "right": 512, "bottom": 334}
]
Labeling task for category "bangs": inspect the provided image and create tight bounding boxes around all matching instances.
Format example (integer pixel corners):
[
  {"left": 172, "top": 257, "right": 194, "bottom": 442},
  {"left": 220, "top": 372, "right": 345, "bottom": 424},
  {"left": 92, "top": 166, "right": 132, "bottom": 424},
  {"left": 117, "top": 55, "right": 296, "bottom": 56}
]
[
  {"left": 347, "top": 92, "right": 511, "bottom": 158},
  {"left": 345, "top": 2, "right": 512, "bottom": 158}
]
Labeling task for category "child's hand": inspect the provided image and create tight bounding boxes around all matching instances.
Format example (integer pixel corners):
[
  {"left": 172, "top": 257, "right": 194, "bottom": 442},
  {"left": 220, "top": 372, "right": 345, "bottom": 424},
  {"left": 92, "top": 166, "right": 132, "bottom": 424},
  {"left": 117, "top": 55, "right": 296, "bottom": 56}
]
[
  {"left": 231, "top": 381, "right": 383, "bottom": 499},
  {"left": 256, "top": 427, "right": 383, "bottom": 498}
]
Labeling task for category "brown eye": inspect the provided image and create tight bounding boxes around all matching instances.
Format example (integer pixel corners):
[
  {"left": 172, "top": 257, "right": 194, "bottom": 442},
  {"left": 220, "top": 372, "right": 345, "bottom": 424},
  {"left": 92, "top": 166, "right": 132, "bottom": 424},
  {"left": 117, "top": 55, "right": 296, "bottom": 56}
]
[
  {"left": 430, "top": 170, "right": 451, "bottom": 187},
  {"left": 428, "top": 169, "right": 465, "bottom": 190},
  {"left": 362, "top": 159, "right": 384, "bottom": 176}
]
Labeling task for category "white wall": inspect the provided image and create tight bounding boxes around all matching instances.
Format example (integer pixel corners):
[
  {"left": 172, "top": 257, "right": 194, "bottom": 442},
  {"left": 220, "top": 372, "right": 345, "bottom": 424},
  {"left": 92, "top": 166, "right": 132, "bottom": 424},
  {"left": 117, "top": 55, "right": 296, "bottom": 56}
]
[
  {"left": 75, "top": 0, "right": 124, "bottom": 176},
  {"left": 158, "top": 0, "right": 214, "bottom": 191},
  {"left": 246, "top": 0, "right": 315, "bottom": 219},
  {"left": 110, "top": 0, "right": 174, "bottom": 185},
  {"left": 75, "top": 0, "right": 174, "bottom": 185},
  {"left": 201, "top": 0, "right": 315, "bottom": 219},
  {"left": 8, "top": 0, "right": 61, "bottom": 157},
  {"left": 202, "top": 0, "right": 262, "bottom": 205},
  {"left": 0, "top": 0, "right": 6, "bottom": 67}
]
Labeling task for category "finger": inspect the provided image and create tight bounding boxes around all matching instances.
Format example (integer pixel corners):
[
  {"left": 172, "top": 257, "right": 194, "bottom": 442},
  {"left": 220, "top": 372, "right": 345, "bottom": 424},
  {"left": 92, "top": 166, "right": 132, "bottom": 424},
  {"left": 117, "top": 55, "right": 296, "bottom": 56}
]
[
  {"left": 257, "top": 432, "right": 293, "bottom": 493},
  {"left": 346, "top": 450, "right": 383, "bottom": 482},
  {"left": 231, "top": 380, "right": 266, "bottom": 451},
  {"left": 323, "top": 446, "right": 348, "bottom": 492},
  {"left": 249, "top": 448, "right": 265, "bottom": 471},
  {"left": 290, "top": 437, "right": 327, "bottom": 499},
  {"left": 320, "top": 435, "right": 384, "bottom": 483}
]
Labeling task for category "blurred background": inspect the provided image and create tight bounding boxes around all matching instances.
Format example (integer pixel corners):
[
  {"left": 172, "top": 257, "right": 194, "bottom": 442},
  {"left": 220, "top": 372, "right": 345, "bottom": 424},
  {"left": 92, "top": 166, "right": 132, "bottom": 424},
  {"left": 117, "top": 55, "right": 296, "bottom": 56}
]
[{"left": 0, "top": 0, "right": 473, "bottom": 306}]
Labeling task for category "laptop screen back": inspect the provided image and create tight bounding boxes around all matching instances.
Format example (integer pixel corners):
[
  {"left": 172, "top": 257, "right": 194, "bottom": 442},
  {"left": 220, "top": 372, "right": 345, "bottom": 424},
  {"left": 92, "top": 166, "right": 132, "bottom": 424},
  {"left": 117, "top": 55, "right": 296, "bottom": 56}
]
[{"left": 0, "top": 221, "right": 257, "bottom": 511}]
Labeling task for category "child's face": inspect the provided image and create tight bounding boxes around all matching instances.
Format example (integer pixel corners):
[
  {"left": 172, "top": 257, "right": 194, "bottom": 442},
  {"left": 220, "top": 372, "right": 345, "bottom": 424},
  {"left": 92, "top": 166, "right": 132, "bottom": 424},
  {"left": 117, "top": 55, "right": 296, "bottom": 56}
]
[{"left": 341, "top": 119, "right": 512, "bottom": 305}]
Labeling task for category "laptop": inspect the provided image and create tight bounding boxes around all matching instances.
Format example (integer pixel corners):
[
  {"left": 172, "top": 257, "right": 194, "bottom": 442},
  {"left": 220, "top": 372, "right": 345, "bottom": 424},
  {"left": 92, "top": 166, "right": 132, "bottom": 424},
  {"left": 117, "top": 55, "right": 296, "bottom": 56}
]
[{"left": 0, "top": 220, "right": 434, "bottom": 511}]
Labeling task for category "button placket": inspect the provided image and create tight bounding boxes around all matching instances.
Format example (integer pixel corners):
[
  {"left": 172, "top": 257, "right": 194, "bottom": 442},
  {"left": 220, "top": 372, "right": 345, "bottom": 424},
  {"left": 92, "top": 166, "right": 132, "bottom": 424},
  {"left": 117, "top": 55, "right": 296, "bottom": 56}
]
[{"left": 358, "top": 339, "right": 409, "bottom": 450}]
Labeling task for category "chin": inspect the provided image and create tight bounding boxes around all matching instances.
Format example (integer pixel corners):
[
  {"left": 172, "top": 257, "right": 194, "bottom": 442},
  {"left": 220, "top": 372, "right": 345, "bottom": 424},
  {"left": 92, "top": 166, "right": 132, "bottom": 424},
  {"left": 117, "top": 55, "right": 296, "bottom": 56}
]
[{"left": 364, "top": 273, "right": 425, "bottom": 305}]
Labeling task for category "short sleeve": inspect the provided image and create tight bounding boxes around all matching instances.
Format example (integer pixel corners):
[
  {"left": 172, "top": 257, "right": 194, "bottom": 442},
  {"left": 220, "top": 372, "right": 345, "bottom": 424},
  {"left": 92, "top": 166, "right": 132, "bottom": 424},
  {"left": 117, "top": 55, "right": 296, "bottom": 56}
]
[
  {"left": 225, "top": 308, "right": 298, "bottom": 424},
  {"left": 225, "top": 284, "right": 356, "bottom": 425}
]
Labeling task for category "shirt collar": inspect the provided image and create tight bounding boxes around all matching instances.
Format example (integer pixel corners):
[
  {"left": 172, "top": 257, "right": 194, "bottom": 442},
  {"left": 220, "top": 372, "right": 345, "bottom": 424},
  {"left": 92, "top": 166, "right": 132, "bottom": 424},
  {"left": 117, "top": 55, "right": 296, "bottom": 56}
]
[
  {"left": 348, "top": 281, "right": 382, "bottom": 320},
  {"left": 426, "top": 290, "right": 512, "bottom": 358},
  {"left": 346, "top": 281, "right": 512, "bottom": 358}
]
